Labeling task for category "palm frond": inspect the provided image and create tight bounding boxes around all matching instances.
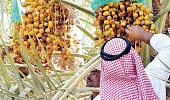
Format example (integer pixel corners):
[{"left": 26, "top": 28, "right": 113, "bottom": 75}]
[
  {"left": 77, "top": 25, "right": 94, "bottom": 41},
  {"left": 60, "top": 0, "right": 94, "bottom": 17}
]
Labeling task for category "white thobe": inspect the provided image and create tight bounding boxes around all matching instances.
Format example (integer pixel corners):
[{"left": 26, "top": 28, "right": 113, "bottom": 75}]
[{"left": 145, "top": 34, "right": 170, "bottom": 100}]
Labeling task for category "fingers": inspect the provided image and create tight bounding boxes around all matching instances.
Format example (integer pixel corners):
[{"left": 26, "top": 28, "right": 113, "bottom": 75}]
[
  {"left": 125, "top": 28, "right": 131, "bottom": 34},
  {"left": 126, "top": 25, "right": 134, "bottom": 31},
  {"left": 125, "top": 25, "right": 133, "bottom": 35},
  {"left": 126, "top": 25, "right": 138, "bottom": 29},
  {"left": 126, "top": 25, "right": 131, "bottom": 29}
]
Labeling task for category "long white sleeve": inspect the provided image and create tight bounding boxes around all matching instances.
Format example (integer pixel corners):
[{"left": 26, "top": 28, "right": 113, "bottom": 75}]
[{"left": 145, "top": 34, "right": 170, "bottom": 100}]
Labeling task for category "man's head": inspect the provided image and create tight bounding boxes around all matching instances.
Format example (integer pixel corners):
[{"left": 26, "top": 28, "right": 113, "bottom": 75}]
[{"left": 86, "top": 68, "right": 101, "bottom": 87}]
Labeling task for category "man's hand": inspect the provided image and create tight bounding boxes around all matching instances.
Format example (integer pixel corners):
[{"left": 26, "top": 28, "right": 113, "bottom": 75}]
[{"left": 125, "top": 25, "right": 153, "bottom": 44}]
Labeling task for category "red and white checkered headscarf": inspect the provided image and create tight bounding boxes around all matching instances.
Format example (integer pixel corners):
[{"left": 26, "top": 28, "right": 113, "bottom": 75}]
[{"left": 100, "top": 38, "right": 159, "bottom": 100}]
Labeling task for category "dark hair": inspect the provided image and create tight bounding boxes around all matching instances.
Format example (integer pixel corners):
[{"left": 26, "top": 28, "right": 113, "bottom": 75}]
[{"left": 163, "top": 28, "right": 170, "bottom": 35}]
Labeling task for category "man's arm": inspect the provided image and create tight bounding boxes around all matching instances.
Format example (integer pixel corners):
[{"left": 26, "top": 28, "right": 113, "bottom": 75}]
[
  {"left": 125, "top": 25, "right": 153, "bottom": 44},
  {"left": 125, "top": 25, "right": 170, "bottom": 53}
]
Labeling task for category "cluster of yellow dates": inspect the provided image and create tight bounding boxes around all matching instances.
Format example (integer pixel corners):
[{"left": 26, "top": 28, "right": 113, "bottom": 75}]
[
  {"left": 9, "top": 0, "right": 79, "bottom": 70},
  {"left": 93, "top": 0, "right": 158, "bottom": 52}
]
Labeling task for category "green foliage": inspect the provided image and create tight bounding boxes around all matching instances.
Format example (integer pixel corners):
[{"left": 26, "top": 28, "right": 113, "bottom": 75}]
[{"left": 11, "top": 0, "right": 21, "bottom": 22}]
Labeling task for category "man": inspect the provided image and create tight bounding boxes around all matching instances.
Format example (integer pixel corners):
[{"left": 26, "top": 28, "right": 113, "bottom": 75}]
[
  {"left": 86, "top": 68, "right": 101, "bottom": 100},
  {"left": 99, "top": 25, "right": 170, "bottom": 100},
  {"left": 80, "top": 68, "right": 100, "bottom": 100}
]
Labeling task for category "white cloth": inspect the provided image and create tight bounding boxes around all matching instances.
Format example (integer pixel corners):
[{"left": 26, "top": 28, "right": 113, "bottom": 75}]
[
  {"left": 93, "top": 94, "right": 101, "bottom": 100},
  {"left": 145, "top": 34, "right": 170, "bottom": 100}
]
